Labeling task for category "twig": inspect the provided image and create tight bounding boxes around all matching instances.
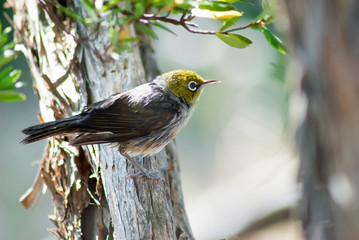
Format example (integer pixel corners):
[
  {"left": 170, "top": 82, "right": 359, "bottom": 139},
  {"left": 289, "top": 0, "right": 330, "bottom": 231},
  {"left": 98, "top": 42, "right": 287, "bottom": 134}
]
[
  {"left": 222, "top": 21, "right": 270, "bottom": 34},
  {"left": 38, "top": 0, "right": 76, "bottom": 39},
  {"left": 38, "top": 0, "right": 104, "bottom": 61},
  {"left": 3, "top": 12, "right": 15, "bottom": 28},
  {"left": 142, "top": 14, "right": 268, "bottom": 36},
  {"left": 53, "top": 45, "right": 80, "bottom": 87},
  {"left": 42, "top": 74, "right": 70, "bottom": 110}
]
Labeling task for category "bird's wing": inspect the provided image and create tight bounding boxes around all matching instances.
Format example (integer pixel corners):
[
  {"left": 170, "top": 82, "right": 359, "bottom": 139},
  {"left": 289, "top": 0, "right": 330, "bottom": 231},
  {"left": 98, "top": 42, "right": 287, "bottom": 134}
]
[{"left": 72, "top": 86, "right": 179, "bottom": 144}]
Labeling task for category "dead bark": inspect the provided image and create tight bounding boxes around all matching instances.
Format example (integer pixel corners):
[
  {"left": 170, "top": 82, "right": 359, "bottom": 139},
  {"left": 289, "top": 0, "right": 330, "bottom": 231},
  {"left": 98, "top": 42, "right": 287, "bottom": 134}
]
[
  {"left": 12, "top": 0, "right": 193, "bottom": 239},
  {"left": 284, "top": 1, "right": 359, "bottom": 239}
]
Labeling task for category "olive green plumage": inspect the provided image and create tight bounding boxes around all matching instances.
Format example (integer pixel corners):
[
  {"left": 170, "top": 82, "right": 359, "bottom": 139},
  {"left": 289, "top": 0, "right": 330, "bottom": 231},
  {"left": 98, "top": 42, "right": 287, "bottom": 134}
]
[{"left": 21, "top": 69, "right": 219, "bottom": 175}]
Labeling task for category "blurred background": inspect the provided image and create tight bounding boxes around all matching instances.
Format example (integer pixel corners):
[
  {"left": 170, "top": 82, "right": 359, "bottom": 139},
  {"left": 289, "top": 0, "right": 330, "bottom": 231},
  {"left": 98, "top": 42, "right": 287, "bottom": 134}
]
[{"left": 0, "top": 1, "right": 302, "bottom": 239}]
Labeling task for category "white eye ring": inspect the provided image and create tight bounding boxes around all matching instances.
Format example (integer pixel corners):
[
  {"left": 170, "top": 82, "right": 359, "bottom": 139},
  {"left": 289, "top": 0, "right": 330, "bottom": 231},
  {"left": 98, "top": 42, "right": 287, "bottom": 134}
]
[{"left": 187, "top": 81, "right": 198, "bottom": 92}]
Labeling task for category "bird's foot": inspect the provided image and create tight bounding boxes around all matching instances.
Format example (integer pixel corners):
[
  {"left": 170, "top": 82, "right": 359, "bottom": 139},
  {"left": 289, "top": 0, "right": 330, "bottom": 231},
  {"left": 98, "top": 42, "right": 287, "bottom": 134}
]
[
  {"left": 121, "top": 152, "right": 164, "bottom": 181},
  {"left": 125, "top": 170, "right": 164, "bottom": 181}
]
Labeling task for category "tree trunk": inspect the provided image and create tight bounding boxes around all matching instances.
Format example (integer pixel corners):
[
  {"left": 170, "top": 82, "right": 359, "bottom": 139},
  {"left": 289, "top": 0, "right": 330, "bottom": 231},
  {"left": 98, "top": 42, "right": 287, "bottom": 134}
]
[
  {"left": 12, "top": 0, "right": 193, "bottom": 239},
  {"left": 284, "top": 1, "right": 359, "bottom": 239}
]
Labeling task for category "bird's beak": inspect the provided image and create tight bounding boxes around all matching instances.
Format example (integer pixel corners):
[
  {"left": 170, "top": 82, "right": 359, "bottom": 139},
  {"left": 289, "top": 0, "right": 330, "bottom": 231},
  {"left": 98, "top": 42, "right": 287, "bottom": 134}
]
[{"left": 199, "top": 80, "right": 221, "bottom": 89}]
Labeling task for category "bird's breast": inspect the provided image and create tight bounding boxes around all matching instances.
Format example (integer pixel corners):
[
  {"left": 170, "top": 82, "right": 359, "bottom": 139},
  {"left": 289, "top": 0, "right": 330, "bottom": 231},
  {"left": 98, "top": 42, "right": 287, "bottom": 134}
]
[{"left": 122, "top": 106, "right": 193, "bottom": 157}]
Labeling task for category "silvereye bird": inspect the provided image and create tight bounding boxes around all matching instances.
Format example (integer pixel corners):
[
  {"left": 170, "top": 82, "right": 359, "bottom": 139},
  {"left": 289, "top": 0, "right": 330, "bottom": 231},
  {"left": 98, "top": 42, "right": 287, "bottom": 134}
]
[{"left": 21, "top": 69, "right": 220, "bottom": 177}]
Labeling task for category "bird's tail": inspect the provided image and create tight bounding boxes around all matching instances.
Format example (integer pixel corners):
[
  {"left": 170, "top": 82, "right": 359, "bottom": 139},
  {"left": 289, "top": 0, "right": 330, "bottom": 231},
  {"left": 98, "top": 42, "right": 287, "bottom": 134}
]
[{"left": 21, "top": 115, "right": 82, "bottom": 144}]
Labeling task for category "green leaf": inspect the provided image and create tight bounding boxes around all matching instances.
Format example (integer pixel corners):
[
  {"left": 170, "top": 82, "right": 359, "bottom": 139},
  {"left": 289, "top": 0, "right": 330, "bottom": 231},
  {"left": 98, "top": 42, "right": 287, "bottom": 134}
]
[
  {"left": 0, "top": 49, "right": 15, "bottom": 68},
  {"left": 0, "top": 65, "right": 13, "bottom": 80},
  {"left": 172, "top": 3, "right": 194, "bottom": 14},
  {"left": 0, "top": 30, "right": 9, "bottom": 49},
  {"left": 134, "top": 1, "right": 146, "bottom": 17},
  {"left": 249, "top": 25, "right": 262, "bottom": 31},
  {"left": 0, "top": 21, "right": 25, "bottom": 102},
  {"left": 151, "top": 0, "right": 175, "bottom": 9},
  {"left": 9, "top": 69, "right": 22, "bottom": 83},
  {"left": 262, "top": 27, "right": 286, "bottom": 54},
  {"left": 101, "top": 1, "right": 128, "bottom": 13},
  {"left": 251, "top": 7, "right": 273, "bottom": 24},
  {"left": 104, "top": 6, "right": 129, "bottom": 14},
  {"left": 100, "top": 0, "right": 125, "bottom": 12},
  {"left": 199, "top": 1, "right": 236, "bottom": 11},
  {"left": 262, "top": 0, "right": 269, "bottom": 10},
  {"left": 236, "top": 0, "right": 254, "bottom": 5},
  {"left": 218, "top": 0, "right": 240, "bottom": 3},
  {"left": 2, "top": 41, "right": 16, "bottom": 51},
  {"left": 81, "top": 0, "right": 95, "bottom": 9},
  {"left": 0, "top": 90, "right": 26, "bottom": 102},
  {"left": 219, "top": 16, "right": 239, "bottom": 31},
  {"left": 3, "top": 26, "right": 11, "bottom": 35},
  {"left": 0, "top": 69, "right": 22, "bottom": 90},
  {"left": 153, "top": 22, "right": 177, "bottom": 36},
  {"left": 215, "top": 33, "right": 252, "bottom": 48},
  {"left": 58, "top": 4, "right": 87, "bottom": 25},
  {"left": 135, "top": 23, "right": 158, "bottom": 40},
  {"left": 81, "top": 0, "right": 98, "bottom": 19}
]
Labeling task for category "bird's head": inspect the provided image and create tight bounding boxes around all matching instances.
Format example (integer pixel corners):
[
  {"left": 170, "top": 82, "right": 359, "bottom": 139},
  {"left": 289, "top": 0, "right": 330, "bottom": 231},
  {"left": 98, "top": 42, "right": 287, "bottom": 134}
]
[{"left": 164, "top": 69, "right": 220, "bottom": 106}]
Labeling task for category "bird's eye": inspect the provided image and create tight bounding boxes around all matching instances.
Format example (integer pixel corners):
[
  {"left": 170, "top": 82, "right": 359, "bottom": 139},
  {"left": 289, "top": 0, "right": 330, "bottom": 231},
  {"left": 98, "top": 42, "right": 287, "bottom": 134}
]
[{"left": 187, "top": 81, "right": 198, "bottom": 92}]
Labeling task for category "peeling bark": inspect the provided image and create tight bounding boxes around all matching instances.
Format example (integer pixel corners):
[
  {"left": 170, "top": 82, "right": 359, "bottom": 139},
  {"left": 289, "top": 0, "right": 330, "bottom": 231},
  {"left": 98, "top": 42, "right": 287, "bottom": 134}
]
[{"left": 13, "top": 0, "right": 193, "bottom": 239}]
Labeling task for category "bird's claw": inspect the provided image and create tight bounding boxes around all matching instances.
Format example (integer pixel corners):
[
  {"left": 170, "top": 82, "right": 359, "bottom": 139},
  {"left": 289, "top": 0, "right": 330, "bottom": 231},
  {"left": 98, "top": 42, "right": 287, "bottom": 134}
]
[{"left": 125, "top": 170, "right": 164, "bottom": 181}]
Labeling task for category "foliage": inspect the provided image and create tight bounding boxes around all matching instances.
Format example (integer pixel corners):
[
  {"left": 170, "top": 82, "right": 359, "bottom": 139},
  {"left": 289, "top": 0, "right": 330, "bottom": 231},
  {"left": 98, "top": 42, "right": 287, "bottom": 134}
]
[
  {"left": 0, "top": 21, "right": 25, "bottom": 102},
  {"left": 57, "top": 0, "right": 286, "bottom": 54}
]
